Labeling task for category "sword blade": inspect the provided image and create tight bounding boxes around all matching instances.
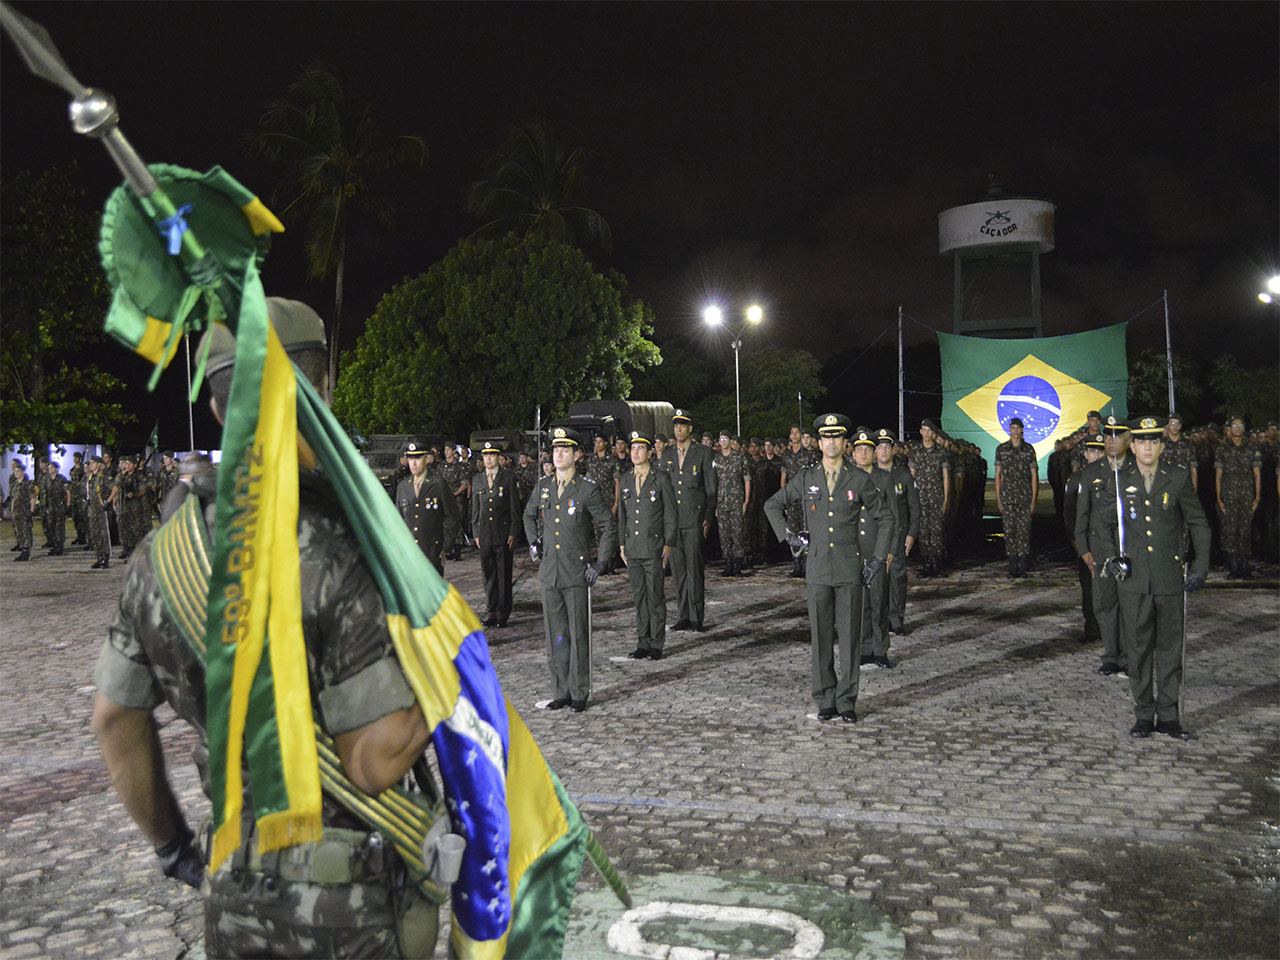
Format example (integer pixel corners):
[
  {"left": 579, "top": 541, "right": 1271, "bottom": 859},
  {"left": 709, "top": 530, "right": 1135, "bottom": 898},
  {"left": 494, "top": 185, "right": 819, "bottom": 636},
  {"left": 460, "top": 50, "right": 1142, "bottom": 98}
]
[{"left": 0, "top": 2, "right": 87, "bottom": 97}]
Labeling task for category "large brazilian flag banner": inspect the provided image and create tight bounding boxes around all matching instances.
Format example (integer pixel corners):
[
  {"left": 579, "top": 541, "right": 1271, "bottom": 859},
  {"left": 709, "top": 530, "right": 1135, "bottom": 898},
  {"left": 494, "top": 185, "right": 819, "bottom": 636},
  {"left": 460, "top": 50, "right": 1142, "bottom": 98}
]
[{"left": 939, "top": 323, "right": 1128, "bottom": 475}]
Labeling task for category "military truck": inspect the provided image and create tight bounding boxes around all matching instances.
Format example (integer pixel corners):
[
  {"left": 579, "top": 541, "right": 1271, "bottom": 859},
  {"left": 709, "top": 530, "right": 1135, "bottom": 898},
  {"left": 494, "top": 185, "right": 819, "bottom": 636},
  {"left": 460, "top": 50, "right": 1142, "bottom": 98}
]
[
  {"left": 360, "top": 433, "right": 451, "bottom": 497},
  {"left": 545, "top": 400, "right": 675, "bottom": 447}
]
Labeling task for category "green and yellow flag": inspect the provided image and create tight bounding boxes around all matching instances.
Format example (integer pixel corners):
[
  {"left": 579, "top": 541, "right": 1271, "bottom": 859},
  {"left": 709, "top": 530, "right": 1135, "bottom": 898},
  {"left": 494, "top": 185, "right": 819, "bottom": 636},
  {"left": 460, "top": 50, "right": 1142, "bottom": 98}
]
[
  {"left": 939, "top": 323, "right": 1128, "bottom": 472},
  {"left": 100, "top": 163, "right": 598, "bottom": 958}
]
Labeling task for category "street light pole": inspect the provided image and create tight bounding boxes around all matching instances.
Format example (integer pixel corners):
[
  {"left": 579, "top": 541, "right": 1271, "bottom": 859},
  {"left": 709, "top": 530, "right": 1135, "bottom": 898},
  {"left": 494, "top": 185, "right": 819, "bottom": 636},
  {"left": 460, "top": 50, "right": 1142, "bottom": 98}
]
[{"left": 704, "top": 303, "right": 763, "bottom": 439}]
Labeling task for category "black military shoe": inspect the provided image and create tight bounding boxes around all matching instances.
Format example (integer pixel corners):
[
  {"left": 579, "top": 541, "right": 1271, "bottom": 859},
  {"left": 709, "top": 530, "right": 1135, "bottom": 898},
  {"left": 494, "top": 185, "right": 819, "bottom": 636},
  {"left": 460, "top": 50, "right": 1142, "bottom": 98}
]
[
  {"left": 1130, "top": 719, "right": 1154, "bottom": 738},
  {"left": 570, "top": 700, "right": 587, "bottom": 713},
  {"left": 859, "top": 655, "right": 877, "bottom": 670},
  {"left": 647, "top": 649, "right": 663, "bottom": 661},
  {"left": 1157, "top": 720, "right": 1192, "bottom": 741},
  {"left": 840, "top": 709, "right": 858, "bottom": 724},
  {"left": 10, "top": 543, "right": 21, "bottom": 551},
  {"left": 889, "top": 625, "right": 906, "bottom": 636},
  {"left": 14, "top": 550, "right": 30, "bottom": 562},
  {"left": 91, "top": 560, "right": 105, "bottom": 569},
  {"left": 816, "top": 707, "right": 837, "bottom": 722},
  {"left": 626, "top": 648, "right": 648, "bottom": 660},
  {"left": 546, "top": 698, "right": 571, "bottom": 711},
  {"left": 482, "top": 616, "right": 498, "bottom": 627},
  {"left": 874, "top": 656, "right": 894, "bottom": 669},
  {"left": 671, "top": 619, "right": 693, "bottom": 631},
  {"left": 692, "top": 622, "right": 707, "bottom": 632},
  {"left": 1097, "top": 663, "right": 1125, "bottom": 676}
]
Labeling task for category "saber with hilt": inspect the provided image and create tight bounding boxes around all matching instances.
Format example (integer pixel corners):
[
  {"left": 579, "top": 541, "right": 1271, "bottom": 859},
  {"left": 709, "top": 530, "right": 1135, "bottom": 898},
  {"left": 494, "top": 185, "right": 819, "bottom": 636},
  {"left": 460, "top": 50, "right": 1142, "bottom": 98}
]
[{"left": 1105, "top": 413, "right": 1132, "bottom": 581}]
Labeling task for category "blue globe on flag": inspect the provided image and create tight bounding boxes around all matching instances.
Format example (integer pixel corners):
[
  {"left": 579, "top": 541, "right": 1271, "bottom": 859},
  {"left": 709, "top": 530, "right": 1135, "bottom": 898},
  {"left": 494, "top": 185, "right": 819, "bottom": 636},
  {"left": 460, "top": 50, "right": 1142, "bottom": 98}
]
[{"left": 996, "top": 375, "right": 1060, "bottom": 443}]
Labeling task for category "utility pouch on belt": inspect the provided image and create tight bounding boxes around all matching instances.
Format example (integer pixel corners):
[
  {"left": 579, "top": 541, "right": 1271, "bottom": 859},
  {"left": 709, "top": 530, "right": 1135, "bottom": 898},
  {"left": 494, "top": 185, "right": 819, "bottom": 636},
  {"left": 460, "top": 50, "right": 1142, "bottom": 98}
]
[{"left": 155, "top": 493, "right": 451, "bottom": 905}]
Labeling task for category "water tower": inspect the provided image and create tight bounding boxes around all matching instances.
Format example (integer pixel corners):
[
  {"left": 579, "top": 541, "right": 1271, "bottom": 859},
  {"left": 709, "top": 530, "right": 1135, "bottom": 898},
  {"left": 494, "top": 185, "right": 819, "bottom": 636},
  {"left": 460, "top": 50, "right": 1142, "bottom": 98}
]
[{"left": 938, "top": 178, "right": 1055, "bottom": 338}]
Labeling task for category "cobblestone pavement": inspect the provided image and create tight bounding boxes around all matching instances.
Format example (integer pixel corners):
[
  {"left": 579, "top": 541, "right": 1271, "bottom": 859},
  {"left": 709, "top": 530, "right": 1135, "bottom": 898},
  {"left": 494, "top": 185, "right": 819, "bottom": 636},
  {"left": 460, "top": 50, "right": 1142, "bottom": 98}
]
[{"left": 1, "top": 518, "right": 1276, "bottom": 959}]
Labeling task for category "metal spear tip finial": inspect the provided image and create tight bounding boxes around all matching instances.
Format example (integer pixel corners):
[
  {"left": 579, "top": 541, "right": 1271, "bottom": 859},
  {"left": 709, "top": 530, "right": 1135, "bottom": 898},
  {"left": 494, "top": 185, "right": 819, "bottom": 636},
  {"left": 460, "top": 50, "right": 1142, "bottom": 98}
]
[{"left": 0, "top": 1, "right": 87, "bottom": 98}]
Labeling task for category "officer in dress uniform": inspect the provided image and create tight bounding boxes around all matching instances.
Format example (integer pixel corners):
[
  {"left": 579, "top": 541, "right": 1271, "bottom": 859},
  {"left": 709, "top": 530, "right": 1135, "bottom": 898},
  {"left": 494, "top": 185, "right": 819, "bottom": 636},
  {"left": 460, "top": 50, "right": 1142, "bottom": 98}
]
[
  {"left": 850, "top": 429, "right": 898, "bottom": 669},
  {"left": 396, "top": 441, "right": 460, "bottom": 576},
  {"left": 523, "top": 428, "right": 614, "bottom": 712},
  {"left": 1074, "top": 416, "right": 1132, "bottom": 678},
  {"left": 875, "top": 429, "right": 919, "bottom": 636},
  {"left": 1063, "top": 433, "right": 1105, "bottom": 644},
  {"left": 618, "top": 431, "right": 678, "bottom": 660},
  {"left": 1113, "top": 416, "right": 1209, "bottom": 740},
  {"left": 472, "top": 441, "right": 521, "bottom": 627},
  {"left": 765, "top": 414, "right": 892, "bottom": 723},
  {"left": 658, "top": 409, "right": 717, "bottom": 630}
]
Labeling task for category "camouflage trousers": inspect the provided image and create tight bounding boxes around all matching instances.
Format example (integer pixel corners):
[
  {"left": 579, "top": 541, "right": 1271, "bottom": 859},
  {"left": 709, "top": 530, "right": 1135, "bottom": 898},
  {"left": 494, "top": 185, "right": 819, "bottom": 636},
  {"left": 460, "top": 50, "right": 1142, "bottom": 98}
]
[
  {"left": 12, "top": 504, "right": 32, "bottom": 550},
  {"left": 45, "top": 502, "right": 66, "bottom": 550},
  {"left": 88, "top": 506, "right": 111, "bottom": 562},
  {"left": 1218, "top": 481, "right": 1255, "bottom": 556},
  {"left": 119, "top": 499, "right": 151, "bottom": 554},
  {"left": 717, "top": 502, "right": 747, "bottom": 560},
  {"left": 1001, "top": 493, "right": 1032, "bottom": 557},
  {"left": 916, "top": 482, "right": 947, "bottom": 561}
]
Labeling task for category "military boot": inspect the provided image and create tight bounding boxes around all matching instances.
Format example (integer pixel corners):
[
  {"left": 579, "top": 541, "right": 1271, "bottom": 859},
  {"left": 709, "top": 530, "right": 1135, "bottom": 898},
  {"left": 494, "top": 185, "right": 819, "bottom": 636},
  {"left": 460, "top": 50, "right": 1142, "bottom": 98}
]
[{"left": 14, "top": 549, "right": 30, "bottom": 561}]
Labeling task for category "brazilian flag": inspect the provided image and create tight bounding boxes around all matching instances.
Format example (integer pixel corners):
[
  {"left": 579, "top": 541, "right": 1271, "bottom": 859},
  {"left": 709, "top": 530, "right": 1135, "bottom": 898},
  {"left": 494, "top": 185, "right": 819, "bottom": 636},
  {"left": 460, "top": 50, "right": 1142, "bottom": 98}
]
[{"left": 939, "top": 323, "right": 1128, "bottom": 473}]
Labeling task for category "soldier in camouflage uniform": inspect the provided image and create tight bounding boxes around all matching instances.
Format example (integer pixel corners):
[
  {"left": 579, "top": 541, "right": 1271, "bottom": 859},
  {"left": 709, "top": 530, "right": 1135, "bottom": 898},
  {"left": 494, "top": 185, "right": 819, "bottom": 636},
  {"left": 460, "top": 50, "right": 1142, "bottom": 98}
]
[
  {"left": 1160, "top": 415, "right": 1197, "bottom": 490},
  {"left": 713, "top": 431, "right": 751, "bottom": 576},
  {"left": 908, "top": 419, "right": 951, "bottom": 577},
  {"left": 780, "top": 425, "right": 817, "bottom": 578},
  {"left": 153, "top": 451, "right": 180, "bottom": 519},
  {"left": 86, "top": 456, "right": 113, "bottom": 568},
  {"left": 111, "top": 455, "right": 152, "bottom": 561},
  {"left": 42, "top": 458, "right": 70, "bottom": 556},
  {"left": 8, "top": 459, "right": 35, "bottom": 561},
  {"left": 69, "top": 452, "right": 88, "bottom": 545},
  {"left": 994, "top": 418, "right": 1039, "bottom": 577},
  {"left": 1215, "top": 415, "right": 1262, "bottom": 579},
  {"left": 91, "top": 299, "right": 440, "bottom": 958},
  {"left": 875, "top": 429, "right": 919, "bottom": 636}
]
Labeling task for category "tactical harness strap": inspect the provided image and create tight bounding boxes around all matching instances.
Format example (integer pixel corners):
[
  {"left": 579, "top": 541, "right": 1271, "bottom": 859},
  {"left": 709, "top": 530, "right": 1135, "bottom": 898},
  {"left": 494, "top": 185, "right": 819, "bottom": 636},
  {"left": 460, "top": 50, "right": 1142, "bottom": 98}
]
[{"left": 150, "top": 492, "right": 448, "bottom": 903}]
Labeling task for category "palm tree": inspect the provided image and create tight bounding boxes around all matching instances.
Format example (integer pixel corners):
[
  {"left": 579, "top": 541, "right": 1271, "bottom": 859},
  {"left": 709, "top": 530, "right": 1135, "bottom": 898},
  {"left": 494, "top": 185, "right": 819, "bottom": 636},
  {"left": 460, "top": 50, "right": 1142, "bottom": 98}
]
[
  {"left": 464, "top": 120, "right": 612, "bottom": 255},
  {"left": 245, "top": 65, "right": 427, "bottom": 389}
]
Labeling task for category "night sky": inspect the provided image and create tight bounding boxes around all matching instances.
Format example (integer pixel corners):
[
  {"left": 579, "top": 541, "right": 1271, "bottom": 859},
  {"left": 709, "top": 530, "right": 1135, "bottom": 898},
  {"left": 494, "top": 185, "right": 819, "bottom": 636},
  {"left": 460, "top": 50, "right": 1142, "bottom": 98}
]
[{"left": 2, "top": 1, "right": 1277, "bottom": 444}]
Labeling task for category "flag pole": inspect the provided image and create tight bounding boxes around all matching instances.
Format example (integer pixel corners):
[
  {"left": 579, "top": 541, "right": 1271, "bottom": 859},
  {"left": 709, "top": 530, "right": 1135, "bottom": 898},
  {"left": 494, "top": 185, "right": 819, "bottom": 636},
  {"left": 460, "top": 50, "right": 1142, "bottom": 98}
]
[
  {"left": 1163, "top": 289, "right": 1176, "bottom": 414},
  {"left": 185, "top": 334, "right": 195, "bottom": 452},
  {"left": 898, "top": 306, "right": 905, "bottom": 440}
]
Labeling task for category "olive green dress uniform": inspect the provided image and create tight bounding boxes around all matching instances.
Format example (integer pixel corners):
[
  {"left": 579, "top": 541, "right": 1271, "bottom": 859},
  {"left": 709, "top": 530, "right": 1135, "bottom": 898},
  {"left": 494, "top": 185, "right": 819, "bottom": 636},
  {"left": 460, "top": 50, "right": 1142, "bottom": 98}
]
[
  {"left": 765, "top": 420, "right": 893, "bottom": 715},
  {"left": 856, "top": 462, "right": 898, "bottom": 660},
  {"left": 1063, "top": 443, "right": 1102, "bottom": 643},
  {"left": 619, "top": 451, "right": 678, "bottom": 656},
  {"left": 523, "top": 466, "right": 615, "bottom": 705},
  {"left": 1116, "top": 422, "right": 1210, "bottom": 730},
  {"left": 1073, "top": 451, "right": 1130, "bottom": 672},
  {"left": 396, "top": 472, "right": 460, "bottom": 576},
  {"left": 471, "top": 463, "right": 521, "bottom": 625},
  {"left": 658, "top": 417, "right": 718, "bottom": 628},
  {"left": 877, "top": 432, "right": 920, "bottom": 634}
]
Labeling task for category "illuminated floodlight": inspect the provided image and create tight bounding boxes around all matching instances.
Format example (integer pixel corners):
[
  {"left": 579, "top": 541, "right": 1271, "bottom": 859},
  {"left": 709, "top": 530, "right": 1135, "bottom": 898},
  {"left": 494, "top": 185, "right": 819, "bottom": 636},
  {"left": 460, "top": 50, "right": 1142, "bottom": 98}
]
[
  {"left": 1268, "top": 276, "right": 1280, "bottom": 295},
  {"left": 1260, "top": 292, "right": 1274, "bottom": 304},
  {"left": 746, "top": 304, "right": 764, "bottom": 324},
  {"left": 703, "top": 305, "right": 724, "bottom": 326}
]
